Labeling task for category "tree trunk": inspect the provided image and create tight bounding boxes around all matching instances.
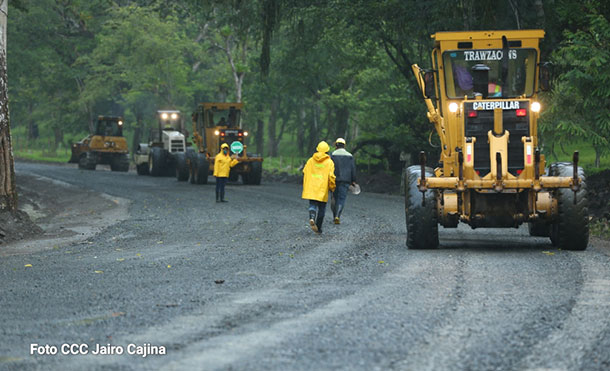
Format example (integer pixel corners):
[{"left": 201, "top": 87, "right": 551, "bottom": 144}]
[
  {"left": 297, "top": 100, "right": 305, "bottom": 157},
  {"left": 255, "top": 118, "right": 264, "bottom": 155},
  {"left": 0, "top": 0, "right": 17, "bottom": 211},
  {"left": 53, "top": 127, "right": 63, "bottom": 151},
  {"left": 27, "top": 101, "right": 37, "bottom": 140},
  {"left": 307, "top": 102, "right": 320, "bottom": 154},
  {"left": 595, "top": 147, "right": 601, "bottom": 168},
  {"left": 334, "top": 106, "right": 349, "bottom": 142},
  {"left": 267, "top": 97, "right": 279, "bottom": 157},
  {"left": 534, "top": 0, "right": 545, "bottom": 28},
  {"left": 132, "top": 114, "right": 143, "bottom": 153}
]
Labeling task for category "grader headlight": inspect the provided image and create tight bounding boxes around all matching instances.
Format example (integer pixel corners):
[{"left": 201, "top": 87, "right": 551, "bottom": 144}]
[
  {"left": 171, "top": 113, "right": 178, "bottom": 120},
  {"left": 531, "top": 102, "right": 541, "bottom": 113},
  {"left": 161, "top": 113, "right": 169, "bottom": 120},
  {"left": 449, "top": 102, "right": 459, "bottom": 113}
]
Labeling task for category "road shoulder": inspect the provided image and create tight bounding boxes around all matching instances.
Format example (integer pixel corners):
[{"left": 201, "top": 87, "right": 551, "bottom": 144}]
[{"left": 0, "top": 172, "right": 130, "bottom": 256}]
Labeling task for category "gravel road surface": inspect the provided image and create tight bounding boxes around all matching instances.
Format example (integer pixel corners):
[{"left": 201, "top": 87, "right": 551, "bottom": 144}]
[{"left": 1, "top": 162, "right": 610, "bottom": 371}]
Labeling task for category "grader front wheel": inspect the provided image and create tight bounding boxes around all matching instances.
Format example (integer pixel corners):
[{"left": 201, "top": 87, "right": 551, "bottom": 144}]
[
  {"left": 549, "top": 162, "right": 589, "bottom": 251},
  {"left": 405, "top": 165, "right": 439, "bottom": 249}
]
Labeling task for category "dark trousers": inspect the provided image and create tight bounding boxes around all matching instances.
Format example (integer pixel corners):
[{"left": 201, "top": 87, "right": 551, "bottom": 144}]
[
  {"left": 331, "top": 182, "right": 350, "bottom": 218},
  {"left": 308, "top": 200, "right": 326, "bottom": 231},
  {"left": 215, "top": 177, "right": 227, "bottom": 200}
]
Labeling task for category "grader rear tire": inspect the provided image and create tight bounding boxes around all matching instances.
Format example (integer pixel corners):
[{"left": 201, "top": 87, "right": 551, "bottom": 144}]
[
  {"left": 78, "top": 152, "right": 96, "bottom": 170},
  {"left": 149, "top": 147, "right": 165, "bottom": 177},
  {"left": 110, "top": 154, "right": 130, "bottom": 172},
  {"left": 194, "top": 153, "right": 209, "bottom": 184},
  {"left": 405, "top": 165, "right": 438, "bottom": 249},
  {"left": 549, "top": 162, "right": 589, "bottom": 250},
  {"left": 136, "top": 163, "right": 149, "bottom": 175},
  {"left": 175, "top": 152, "right": 189, "bottom": 181},
  {"left": 248, "top": 161, "right": 262, "bottom": 185}
]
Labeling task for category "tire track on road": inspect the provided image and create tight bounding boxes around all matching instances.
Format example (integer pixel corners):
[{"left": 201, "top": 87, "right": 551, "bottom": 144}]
[{"left": 521, "top": 250, "right": 610, "bottom": 370}]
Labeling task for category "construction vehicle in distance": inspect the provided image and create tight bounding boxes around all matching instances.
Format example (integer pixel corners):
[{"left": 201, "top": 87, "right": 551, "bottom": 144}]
[
  {"left": 183, "top": 102, "right": 262, "bottom": 185},
  {"left": 407, "top": 30, "right": 588, "bottom": 250},
  {"left": 133, "top": 110, "right": 190, "bottom": 177},
  {"left": 69, "top": 116, "right": 130, "bottom": 172}
]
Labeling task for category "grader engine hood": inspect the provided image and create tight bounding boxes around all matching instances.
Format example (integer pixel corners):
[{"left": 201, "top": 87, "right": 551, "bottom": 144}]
[{"left": 162, "top": 130, "right": 185, "bottom": 152}]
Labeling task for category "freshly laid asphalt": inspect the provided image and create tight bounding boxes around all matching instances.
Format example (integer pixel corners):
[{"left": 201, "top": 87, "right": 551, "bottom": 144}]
[{"left": 1, "top": 162, "right": 610, "bottom": 370}]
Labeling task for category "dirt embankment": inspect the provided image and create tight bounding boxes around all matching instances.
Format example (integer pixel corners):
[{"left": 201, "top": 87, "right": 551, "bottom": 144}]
[
  {"left": 0, "top": 209, "right": 42, "bottom": 245},
  {"left": 588, "top": 170, "right": 610, "bottom": 220},
  {"left": 0, "top": 171, "right": 129, "bottom": 254}
]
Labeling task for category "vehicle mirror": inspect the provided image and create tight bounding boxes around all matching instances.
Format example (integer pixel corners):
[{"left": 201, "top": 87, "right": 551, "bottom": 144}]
[
  {"left": 539, "top": 62, "right": 552, "bottom": 92},
  {"left": 423, "top": 71, "right": 436, "bottom": 99}
]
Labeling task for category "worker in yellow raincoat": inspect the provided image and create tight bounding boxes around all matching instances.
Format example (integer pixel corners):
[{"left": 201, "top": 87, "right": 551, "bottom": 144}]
[
  {"left": 302, "top": 141, "right": 336, "bottom": 233},
  {"left": 214, "top": 143, "right": 239, "bottom": 202}
]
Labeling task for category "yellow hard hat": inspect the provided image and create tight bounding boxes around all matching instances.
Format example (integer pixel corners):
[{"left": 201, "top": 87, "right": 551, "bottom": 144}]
[
  {"left": 316, "top": 141, "right": 330, "bottom": 153},
  {"left": 335, "top": 138, "right": 346, "bottom": 145},
  {"left": 221, "top": 143, "right": 229, "bottom": 149}
]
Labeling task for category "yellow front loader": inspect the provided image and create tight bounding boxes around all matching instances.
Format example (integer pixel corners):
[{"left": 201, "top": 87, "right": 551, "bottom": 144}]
[{"left": 407, "top": 30, "right": 588, "bottom": 250}]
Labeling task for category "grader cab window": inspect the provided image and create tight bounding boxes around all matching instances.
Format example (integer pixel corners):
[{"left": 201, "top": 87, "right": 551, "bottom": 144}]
[
  {"left": 207, "top": 107, "right": 241, "bottom": 128},
  {"left": 95, "top": 119, "right": 123, "bottom": 137},
  {"left": 443, "top": 49, "right": 537, "bottom": 99}
]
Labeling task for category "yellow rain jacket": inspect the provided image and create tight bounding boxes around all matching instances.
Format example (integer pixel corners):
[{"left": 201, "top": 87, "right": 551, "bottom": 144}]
[
  {"left": 213, "top": 144, "right": 239, "bottom": 177},
  {"left": 302, "top": 141, "right": 336, "bottom": 202}
]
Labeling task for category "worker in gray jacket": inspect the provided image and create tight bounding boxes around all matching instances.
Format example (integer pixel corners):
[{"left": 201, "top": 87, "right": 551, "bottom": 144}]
[{"left": 330, "top": 138, "right": 356, "bottom": 224}]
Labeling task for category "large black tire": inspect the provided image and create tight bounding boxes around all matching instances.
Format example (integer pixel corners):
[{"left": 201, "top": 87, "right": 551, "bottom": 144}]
[
  {"left": 187, "top": 150, "right": 197, "bottom": 184},
  {"left": 549, "top": 162, "right": 589, "bottom": 250},
  {"left": 243, "top": 161, "right": 262, "bottom": 185},
  {"left": 78, "top": 152, "right": 96, "bottom": 170},
  {"left": 405, "top": 165, "right": 438, "bottom": 249},
  {"left": 229, "top": 170, "right": 239, "bottom": 182},
  {"left": 192, "top": 153, "right": 209, "bottom": 184},
  {"left": 136, "top": 163, "right": 149, "bottom": 175},
  {"left": 149, "top": 147, "right": 166, "bottom": 177},
  {"left": 110, "top": 154, "right": 130, "bottom": 172},
  {"left": 175, "top": 152, "right": 189, "bottom": 181}
]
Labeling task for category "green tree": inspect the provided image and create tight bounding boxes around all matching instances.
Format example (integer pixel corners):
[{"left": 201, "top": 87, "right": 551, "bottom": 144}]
[{"left": 541, "top": 4, "right": 610, "bottom": 167}]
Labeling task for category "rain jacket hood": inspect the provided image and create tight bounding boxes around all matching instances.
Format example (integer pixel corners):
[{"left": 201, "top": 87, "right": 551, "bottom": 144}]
[
  {"left": 302, "top": 145, "right": 336, "bottom": 202},
  {"left": 316, "top": 141, "right": 330, "bottom": 153},
  {"left": 313, "top": 151, "right": 329, "bottom": 162}
]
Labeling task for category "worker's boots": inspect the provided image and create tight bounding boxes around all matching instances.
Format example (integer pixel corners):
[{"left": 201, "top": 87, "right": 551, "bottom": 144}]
[
  {"left": 216, "top": 192, "right": 220, "bottom": 203},
  {"left": 309, "top": 210, "right": 318, "bottom": 233},
  {"left": 334, "top": 205, "right": 344, "bottom": 224},
  {"left": 316, "top": 216, "right": 324, "bottom": 233}
]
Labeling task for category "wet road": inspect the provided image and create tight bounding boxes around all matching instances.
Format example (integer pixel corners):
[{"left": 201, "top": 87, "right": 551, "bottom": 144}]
[{"left": 1, "top": 162, "right": 610, "bottom": 370}]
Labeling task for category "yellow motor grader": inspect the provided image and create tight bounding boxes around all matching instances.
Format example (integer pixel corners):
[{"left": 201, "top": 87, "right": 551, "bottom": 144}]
[
  {"left": 184, "top": 102, "right": 263, "bottom": 185},
  {"left": 69, "top": 116, "right": 129, "bottom": 172},
  {"left": 407, "top": 30, "right": 588, "bottom": 250}
]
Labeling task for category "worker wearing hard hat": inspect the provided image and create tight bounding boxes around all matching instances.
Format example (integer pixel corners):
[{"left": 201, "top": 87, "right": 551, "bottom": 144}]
[
  {"left": 214, "top": 143, "right": 239, "bottom": 202},
  {"left": 302, "top": 141, "right": 336, "bottom": 233},
  {"left": 330, "top": 138, "right": 357, "bottom": 224}
]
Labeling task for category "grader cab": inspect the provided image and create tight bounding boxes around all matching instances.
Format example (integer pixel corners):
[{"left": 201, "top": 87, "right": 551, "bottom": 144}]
[{"left": 407, "top": 30, "right": 588, "bottom": 250}]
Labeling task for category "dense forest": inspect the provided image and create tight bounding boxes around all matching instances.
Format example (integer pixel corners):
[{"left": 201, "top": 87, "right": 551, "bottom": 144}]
[{"left": 6, "top": 0, "right": 610, "bottom": 171}]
